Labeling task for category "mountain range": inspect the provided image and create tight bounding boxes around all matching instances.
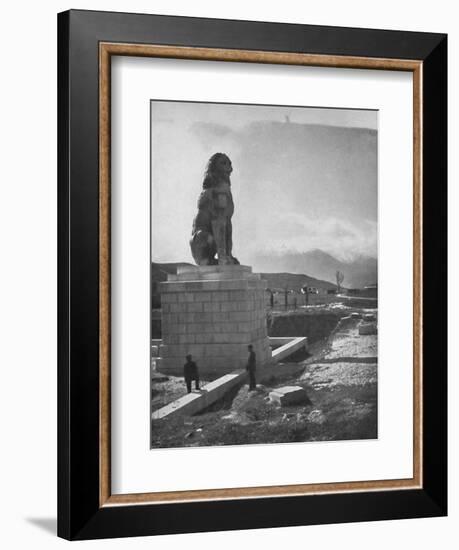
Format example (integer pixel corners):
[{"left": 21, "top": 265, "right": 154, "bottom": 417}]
[
  {"left": 151, "top": 247, "right": 376, "bottom": 293},
  {"left": 253, "top": 249, "right": 377, "bottom": 289}
]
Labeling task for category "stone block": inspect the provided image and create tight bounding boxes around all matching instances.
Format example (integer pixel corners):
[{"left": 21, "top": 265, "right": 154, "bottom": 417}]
[
  {"left": 220, "top": 322, "right": 239, "bottom": 332},
  {"left": 184, "top": 281, "right": 204, "bottom": 291},
  {"left": 194, "top": 333, "right": 214, "bottom": 344},
  {"left": 178, "top": 334, "right": 194, "bottom": 344},
  {"left": 162, "top": 334, "right": 178, "bottom": 345},
  {"left": 158, "top": 265, "right": 271, "bottom": 377},
  {"left": 223, "top": 280, "right": 248, "bottom": 291},
  {"left": 200, "top": 292, "right": 212, "bottom": 302},
  {"left": 269, "top": 386, "right": 309, "bottom": 407},
  {"left": 152, "top": 370, "right": 247, "bottom": 420},
  {"left": 212, "top": 291, "right": 229, "bottom": 302},
  {"left": 166, "top": 324, "right": 183, "bottom": 335},
  {"left": 220, "top": 301, "right": 238, "bottom": 312},
  {"left": 175, "top": 264, "right": 252, "bottom": 280},
  {"left": 212, "top": 312, "right": 228, "bottom": 323},
  {"left": 232, "top": 290, "right": 247, "bottom": 301},
  {"left": 215, "top": 333, "right": 231, "bottom": 344},
  {"left": 187, "top": 302, "right": 203, "bottom": 313},
  {"left": 229, "top": 311, "right": 251, "bottom": 322}
]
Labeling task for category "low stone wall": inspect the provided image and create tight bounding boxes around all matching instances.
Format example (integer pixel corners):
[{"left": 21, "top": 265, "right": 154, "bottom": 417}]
[
  {"left": 152, "top": 370, "right": 246, "bottom": 420},
  {"left": 271, "top": 336, "right": 307, "bottom": 362},
  {"left": 268, "top": 310, "right": 345, "bottom": 344},
  {"left": 152, "top": 337, "right": 308, "bottom": 419}
]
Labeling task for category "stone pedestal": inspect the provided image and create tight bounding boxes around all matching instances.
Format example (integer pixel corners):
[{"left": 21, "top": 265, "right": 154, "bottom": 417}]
[{"left": 157, "top": 265, "right": 272, "bottom": 379}]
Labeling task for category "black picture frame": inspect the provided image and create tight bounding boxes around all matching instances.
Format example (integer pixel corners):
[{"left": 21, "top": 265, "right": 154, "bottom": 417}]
[{"left": 58, "top": 9, "right": 447, "bottom": 540}]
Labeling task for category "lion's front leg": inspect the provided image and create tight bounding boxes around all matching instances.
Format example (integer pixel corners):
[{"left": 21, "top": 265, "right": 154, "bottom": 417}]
[
  {"left": 226, "top": 219, "right": 239, "bottom": 264},
  {"left": 211, "top": 217, "right": 230, "bottom": 265},
  {"left": 190, "top": 230, "right": 217, "bottom": 265}
]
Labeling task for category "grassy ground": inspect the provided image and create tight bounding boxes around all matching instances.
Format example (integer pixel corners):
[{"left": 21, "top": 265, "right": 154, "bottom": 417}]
[
  {"left": 151, "top": 310, "right": 377, "bottom": 449},
  {"left": 151, "top": 373, "right": 210, "bottom": 412}
]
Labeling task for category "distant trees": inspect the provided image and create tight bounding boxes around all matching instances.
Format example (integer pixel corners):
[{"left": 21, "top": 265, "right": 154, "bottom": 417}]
[{"left": 336, "top": 270, "right": 344, "bottom": 293}]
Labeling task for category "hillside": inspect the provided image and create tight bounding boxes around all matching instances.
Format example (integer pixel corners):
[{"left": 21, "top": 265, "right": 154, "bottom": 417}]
[
  {"left": 261, "top": 272, "right": 337, "bottom": 292},
  {"left": 151, "top": 261, "right": 336, "bottom": 292},
  {"left": 254, "top": 249, "right": 377, "bottom": 289}
]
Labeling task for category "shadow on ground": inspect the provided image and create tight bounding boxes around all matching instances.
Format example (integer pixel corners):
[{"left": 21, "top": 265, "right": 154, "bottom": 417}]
[{"left": 25, "top": 517, "right": 56, "bottom": 535}]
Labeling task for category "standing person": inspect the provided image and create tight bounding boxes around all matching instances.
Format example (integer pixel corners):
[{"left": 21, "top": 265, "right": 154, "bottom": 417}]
[
  {"left": 246, "top": 344, "right": 256, "bottom": 391},
  {"left": 183, "top": 354, "right": 200, "bottom": 393}
]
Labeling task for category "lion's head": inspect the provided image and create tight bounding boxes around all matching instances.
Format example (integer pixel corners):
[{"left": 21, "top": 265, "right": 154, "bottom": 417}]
[{"left": 202, "top": 153, "right": 233, "bottom": 189}]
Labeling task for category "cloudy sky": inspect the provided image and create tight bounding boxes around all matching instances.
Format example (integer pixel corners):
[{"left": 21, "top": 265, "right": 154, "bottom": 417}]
[{"left": 151, "top": 101, "right": 377, "bottom": 268}]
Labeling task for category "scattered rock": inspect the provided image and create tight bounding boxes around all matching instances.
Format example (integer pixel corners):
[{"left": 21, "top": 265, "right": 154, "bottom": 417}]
[
  {"left": 307, "top": 409, "right": 326, "bottom": 424},
  {"left": 269, "top": 386, "right": 310, "bottom": 406}
]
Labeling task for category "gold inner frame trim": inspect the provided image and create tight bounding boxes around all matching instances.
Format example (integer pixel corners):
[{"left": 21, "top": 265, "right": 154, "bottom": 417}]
[{"left": 99, "top": 42, "right": 423, "bottom": 507}]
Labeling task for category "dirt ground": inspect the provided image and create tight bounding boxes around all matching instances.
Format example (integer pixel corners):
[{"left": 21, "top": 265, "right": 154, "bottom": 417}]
[
  {"left": 151, "top": 309, "right": 377, "bottom": 449},
  {"left": 151, "top": 372, "right": 203, "bottom": 412}
]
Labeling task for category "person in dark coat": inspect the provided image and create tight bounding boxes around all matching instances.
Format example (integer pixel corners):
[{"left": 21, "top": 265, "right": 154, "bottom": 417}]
[
  {"left": 184, "top": 354, "right": 200, "bottom": 393},
  {"left": 246, "top": 344, "right": 256, "bottom": 391}
]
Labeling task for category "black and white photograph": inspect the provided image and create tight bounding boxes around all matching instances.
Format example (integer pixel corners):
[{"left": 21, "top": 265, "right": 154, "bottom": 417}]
[
  {"left": 150, "top": 100, "right": 378, "bottom": 449},
  {"left": 0, "top": 0, "right": 452, "bottom": 545}
]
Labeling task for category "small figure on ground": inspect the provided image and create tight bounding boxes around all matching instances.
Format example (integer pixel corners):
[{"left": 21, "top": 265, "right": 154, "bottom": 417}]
[
  {"left": 184, "top": 354, "right": 200, "bottom": 393},
  {"left": 246, "top": 344, "right": 256, "bottom": 391}
]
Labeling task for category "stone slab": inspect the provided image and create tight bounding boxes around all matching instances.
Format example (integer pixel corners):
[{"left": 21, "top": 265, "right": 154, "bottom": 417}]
[
  {"left": 152, "top": 370, "right": 246, "bottom": 420},
  {"left": 179, "top": 264, "right": 252, "bottom": 275},
  {"left": 159, "top": 278, "right": 267, "bottom": 293},
  {"left": 271, "top": 337, "right": 307, "bottom": 362},
  {"left": 269, "top": 386, "right": 309, "bottom": 406},
  {"left": 170, "top": 264, "right": 258, "bottom": 281},
  {"left": 157, "top": 341, "right": 272, "bottom": 380}
]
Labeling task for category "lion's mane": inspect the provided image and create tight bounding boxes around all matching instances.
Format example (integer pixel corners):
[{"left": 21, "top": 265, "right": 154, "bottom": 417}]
[{"left": 202, "top": 152, "right": 231, "bottom": 189}]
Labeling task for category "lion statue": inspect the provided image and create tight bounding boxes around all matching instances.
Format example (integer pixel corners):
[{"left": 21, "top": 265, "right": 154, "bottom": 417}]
[{"left": 190, "top": 153, "right": 239, "bottom": 266}]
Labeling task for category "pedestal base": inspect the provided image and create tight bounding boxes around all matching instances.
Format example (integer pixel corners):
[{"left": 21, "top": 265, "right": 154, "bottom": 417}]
[{"left": 157, "top": 265, "right": 272, "bottom": 379}]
